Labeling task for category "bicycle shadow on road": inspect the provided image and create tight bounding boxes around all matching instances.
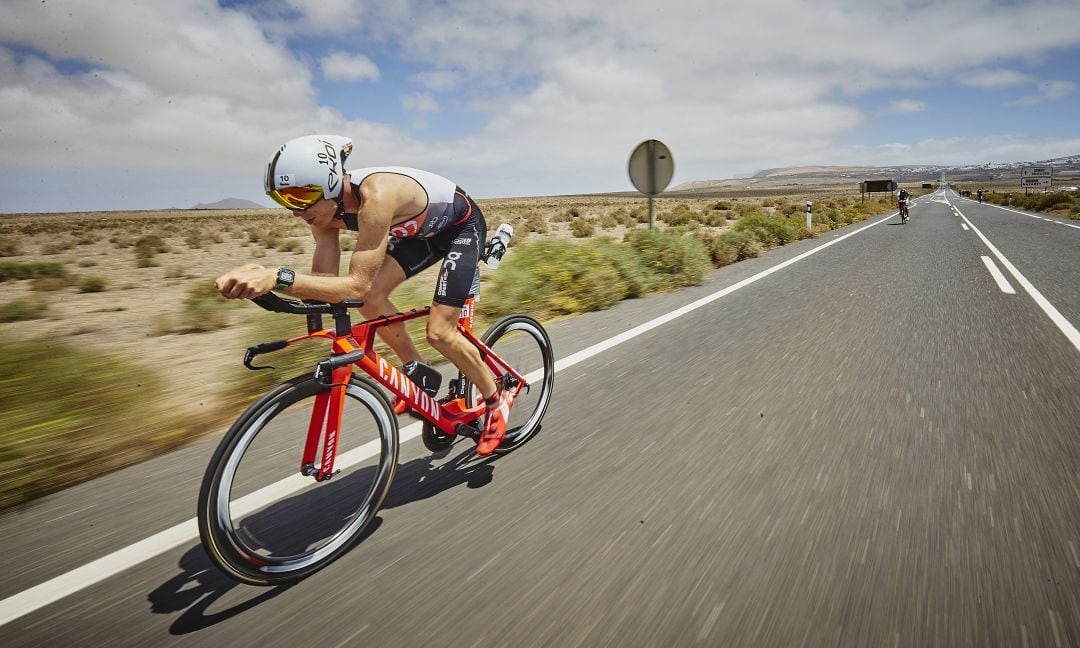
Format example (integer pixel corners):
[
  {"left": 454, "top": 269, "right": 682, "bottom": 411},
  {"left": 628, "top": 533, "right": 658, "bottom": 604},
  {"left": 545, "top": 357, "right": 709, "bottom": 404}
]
[{"left": 147, "top": 444, "right": 492, "bottom": 634}]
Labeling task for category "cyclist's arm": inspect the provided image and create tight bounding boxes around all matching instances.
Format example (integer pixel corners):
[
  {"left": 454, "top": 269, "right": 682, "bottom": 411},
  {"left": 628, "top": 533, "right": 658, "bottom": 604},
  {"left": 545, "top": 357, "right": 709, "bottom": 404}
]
[
  {"left": 284, "top": 189, "right": 394, "bottom": 302},
  {"left": 309, "top": 226, "right": 341, "bottom": 276}
]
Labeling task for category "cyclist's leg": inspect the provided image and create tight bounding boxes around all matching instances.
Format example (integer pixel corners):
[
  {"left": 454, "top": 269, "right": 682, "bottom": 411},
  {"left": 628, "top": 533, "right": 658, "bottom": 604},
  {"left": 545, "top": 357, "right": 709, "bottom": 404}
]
[
  {"left": 362, "top": 238, "right": 435, "bottom": 365},
  {"left": 422, "top": 206, "right": 497, "bottom": 401}
]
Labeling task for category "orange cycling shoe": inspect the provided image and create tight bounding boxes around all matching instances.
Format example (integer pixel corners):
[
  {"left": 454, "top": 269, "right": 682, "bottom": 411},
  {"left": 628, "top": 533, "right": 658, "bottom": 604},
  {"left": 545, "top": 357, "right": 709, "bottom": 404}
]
[{"left": 476, "top": 389, "right": 512, "bottom": 456}]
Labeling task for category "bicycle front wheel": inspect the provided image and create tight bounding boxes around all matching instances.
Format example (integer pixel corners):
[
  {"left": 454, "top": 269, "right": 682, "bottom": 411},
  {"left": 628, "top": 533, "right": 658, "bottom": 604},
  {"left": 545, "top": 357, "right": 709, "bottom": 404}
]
[
  {"left": 468, "top": 314, "right": 555, "bottom": 454},
  {"left": 198, "top": 374, "right": 398, "bottom": 585}
]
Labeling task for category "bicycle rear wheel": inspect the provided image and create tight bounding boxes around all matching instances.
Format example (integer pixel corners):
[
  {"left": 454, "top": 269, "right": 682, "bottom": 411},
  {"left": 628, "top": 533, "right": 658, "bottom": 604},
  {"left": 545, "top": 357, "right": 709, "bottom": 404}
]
[
  {"left": 198, "top": 374, "right": 398, "bottom": 585},
  {"left": 467, "top": 314, "right": 555, "bottom": 453}
]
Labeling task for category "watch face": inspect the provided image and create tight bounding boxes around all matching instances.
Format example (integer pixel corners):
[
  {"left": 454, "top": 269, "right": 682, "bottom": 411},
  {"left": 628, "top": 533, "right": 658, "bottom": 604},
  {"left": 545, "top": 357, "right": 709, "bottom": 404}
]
[{"left": 277, "top": 268, "right": 295, "bottom": 287}]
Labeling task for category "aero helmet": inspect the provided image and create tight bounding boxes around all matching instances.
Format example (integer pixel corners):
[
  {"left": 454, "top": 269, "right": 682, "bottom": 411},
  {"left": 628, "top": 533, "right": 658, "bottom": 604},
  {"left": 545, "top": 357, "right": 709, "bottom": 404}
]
[{"left": 264, "top": 135, "right": 354, "bottom": 211}]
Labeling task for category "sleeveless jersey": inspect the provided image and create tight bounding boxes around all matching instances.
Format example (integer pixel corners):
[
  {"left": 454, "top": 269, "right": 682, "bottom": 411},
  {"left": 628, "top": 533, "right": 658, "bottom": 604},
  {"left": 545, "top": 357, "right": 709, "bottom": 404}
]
[{"left": 348, "top": 166, "right": 466, "bottom": 238}]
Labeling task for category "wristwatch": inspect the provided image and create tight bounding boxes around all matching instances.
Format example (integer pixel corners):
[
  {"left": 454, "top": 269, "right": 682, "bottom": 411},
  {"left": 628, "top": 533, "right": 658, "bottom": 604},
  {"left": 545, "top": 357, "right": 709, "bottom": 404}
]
[{"left": 275, "top": 267, "right": 296, "bottom": 292}]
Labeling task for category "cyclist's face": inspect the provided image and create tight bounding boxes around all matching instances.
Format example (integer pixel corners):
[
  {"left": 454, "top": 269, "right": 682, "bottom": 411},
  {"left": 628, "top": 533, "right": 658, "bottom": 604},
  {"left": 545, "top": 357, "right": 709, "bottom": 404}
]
[{"left": 292, "top": 198, "right": 336, "bottom": 228}]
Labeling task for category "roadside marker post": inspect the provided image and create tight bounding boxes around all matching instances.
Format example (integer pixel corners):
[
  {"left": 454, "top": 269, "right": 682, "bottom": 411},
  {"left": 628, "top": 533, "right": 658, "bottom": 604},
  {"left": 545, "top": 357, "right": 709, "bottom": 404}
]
[{"left": 806, "top": 200, "right": 812, "bottom": 230}]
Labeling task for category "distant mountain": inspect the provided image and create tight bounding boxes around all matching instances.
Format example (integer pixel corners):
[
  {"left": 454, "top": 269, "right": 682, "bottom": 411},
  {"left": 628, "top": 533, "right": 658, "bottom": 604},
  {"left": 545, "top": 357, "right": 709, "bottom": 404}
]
[
  {"left": 191, "top": 198, "right": 270, "bottom": 209},
  {"left": 670, "top": 155, "right": 1080, "bottom": 193}
]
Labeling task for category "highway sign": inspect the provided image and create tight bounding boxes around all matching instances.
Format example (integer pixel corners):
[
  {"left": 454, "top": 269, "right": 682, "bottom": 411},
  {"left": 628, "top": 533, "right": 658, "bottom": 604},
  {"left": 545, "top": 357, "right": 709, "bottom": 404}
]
[
  {"left": 1021, "top": 177, "right": 1052, "bottom": 188},
  {"left": 1022, "top": 167, "right": 1052, "bottom": 178}
]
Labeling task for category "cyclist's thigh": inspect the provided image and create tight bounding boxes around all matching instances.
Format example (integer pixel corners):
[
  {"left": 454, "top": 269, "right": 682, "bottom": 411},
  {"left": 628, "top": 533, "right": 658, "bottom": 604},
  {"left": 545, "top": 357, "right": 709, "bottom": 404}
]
[{"left": 431, "top": 216, "right": 485, "bottom": 308}]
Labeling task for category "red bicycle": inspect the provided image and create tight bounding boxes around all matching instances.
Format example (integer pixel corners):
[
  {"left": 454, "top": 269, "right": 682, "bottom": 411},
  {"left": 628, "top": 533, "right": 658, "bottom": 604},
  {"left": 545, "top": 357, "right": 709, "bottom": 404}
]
[{"left": 198, "top": 292, "right": 554, "bottom": 585}]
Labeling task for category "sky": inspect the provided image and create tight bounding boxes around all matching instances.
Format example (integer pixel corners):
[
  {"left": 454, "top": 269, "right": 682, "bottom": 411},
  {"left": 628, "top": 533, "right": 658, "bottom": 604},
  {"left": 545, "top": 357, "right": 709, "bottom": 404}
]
[{"left": 1, "top": 0, "right": 1079, "bottom": 212}]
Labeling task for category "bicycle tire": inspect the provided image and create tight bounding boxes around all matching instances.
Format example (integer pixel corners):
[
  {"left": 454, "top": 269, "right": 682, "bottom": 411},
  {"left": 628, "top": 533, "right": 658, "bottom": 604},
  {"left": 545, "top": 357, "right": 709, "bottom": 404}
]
[
  {"left": 198, "top": 374, "right": 398, "bottom": 586},
  {"left": 465, "top": 314, "right": 555, "bottom": 454}
]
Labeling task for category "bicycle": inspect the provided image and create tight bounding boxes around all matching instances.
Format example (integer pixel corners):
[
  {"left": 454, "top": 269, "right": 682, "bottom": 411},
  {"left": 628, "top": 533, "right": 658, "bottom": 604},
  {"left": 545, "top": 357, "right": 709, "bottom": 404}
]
[
  {"left": 898, "top": 199, "right": 910, "bottom": 224},
  {"left": 197, "top": 291, "right": 554, "bottom": 585}
]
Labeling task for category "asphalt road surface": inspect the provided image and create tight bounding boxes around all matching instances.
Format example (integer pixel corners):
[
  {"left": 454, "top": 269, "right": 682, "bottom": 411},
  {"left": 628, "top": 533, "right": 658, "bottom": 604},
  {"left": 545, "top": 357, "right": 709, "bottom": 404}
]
[{"left": 2, "top": 187, "right": 1079, "bottom": 647}]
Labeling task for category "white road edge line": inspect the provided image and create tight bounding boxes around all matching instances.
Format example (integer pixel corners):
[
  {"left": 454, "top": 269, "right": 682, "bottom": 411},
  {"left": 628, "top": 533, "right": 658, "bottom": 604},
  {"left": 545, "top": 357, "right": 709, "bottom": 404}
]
[
  {"left": 0, "top": 210, "right": 901, "bottom": 628},
  {"left": 953, "top": 204, "right": 1080, "bottom": 353},
  {"left": 980, "top": 256, "right": 1016, "bottom": 294},
  {"left": 967, "top": 200, "right": 1080, "bottom": 230}
]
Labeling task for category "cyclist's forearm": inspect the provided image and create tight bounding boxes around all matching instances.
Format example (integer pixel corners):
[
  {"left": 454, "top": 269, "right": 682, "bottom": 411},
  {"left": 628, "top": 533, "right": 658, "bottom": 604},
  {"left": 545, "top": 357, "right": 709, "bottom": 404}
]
[{"left": 286, "top": 273, "right": 370, "bottom": 302}]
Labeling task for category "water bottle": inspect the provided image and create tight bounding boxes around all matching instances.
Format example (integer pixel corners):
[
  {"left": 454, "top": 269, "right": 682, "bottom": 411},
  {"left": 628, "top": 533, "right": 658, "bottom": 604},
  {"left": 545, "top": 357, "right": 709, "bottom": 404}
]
[
  {"left": 403, "top": 360, "right": 442, "bottom": 397},
  {"left": 484, "top": 223, "right": 513, "bottom": 268}
]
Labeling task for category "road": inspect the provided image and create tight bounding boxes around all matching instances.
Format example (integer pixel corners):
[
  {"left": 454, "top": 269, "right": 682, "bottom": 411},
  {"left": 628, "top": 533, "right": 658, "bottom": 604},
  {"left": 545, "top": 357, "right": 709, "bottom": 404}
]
[{"left": 2, "top": 187, "right": 1079, "bottom": 646}]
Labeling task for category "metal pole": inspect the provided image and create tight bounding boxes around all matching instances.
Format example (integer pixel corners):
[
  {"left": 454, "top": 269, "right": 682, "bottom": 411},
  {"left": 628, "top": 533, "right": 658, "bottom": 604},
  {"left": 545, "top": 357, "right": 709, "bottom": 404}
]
[{"left": 647, "top": 141, "right": 656, "bottom": 229}]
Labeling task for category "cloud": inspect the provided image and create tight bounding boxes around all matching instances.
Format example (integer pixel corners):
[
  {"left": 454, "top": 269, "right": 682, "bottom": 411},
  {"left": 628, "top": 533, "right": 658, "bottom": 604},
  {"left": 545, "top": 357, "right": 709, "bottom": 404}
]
[
  {"left": 884, "top": 99, "right": 927, "bottom": 114},
  {"left": 961, "top": 68, "right": 1035, "bottom": 89},
  {"left": 1010, "top": 80, "right": 1078, "bottom": 106},
  {"left": 321, "top": 52, "right": 380, "bottom": 82},
  {"left": 3, "top": 0, "right": 1080, "bottom": 209},
  {"left": 402, "top": 92, "right": 439, "bottom": 113},
  {"left": 409, "top": 70, "right": 460, "bottom": 91}
]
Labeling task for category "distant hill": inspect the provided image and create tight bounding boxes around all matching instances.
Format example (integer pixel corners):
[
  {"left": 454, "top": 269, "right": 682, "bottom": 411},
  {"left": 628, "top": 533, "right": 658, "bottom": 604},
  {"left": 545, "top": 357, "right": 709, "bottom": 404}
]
[
  {"left": 191, "top": 198, "right": 269, "bottom": 209},
  {"left": 670, "top": 155, "right": 1080, "bottom": 194}
]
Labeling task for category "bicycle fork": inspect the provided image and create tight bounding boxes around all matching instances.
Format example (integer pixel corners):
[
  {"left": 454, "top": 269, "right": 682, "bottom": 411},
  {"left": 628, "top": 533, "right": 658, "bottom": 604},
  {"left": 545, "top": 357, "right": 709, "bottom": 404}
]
[{"left": 301, "top": 366, "right": 351, "bottom": 481}]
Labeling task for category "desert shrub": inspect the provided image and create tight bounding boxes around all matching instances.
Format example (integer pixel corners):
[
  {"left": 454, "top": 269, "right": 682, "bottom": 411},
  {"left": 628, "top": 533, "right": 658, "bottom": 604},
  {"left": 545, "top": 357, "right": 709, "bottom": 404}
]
[
  {"left": 598, "top": 213, "right": 619, "bottom": 229},
  {"left": 77, "top": 259, "right": 98, "bottom": 267},
  {"left": 733, "top": 212, "right": 799, "bottom": 247},
  {"left": 699, "top": 211, "right": 728, "bottom": 227},
  {"left": 277, "top": 239, "right": 304, "bottom": 253},
  {"left": 185, "top": 230, "right": 206, "bottom": 249},
  {"left": 625, "top": 229, "right": 711, "bottom": 289},
  {"left": 0, "top": 239, "right": 22, "bottom": 256},
  {"left": 339, "top": 236, "right": 353, "bottom": 252},
  {"left": 480, "top": 239, "right": 628, "bottom": 318},
  {"left": 164, "top": 265, "right": 184, "bottom": 279},
  {"left": 179, "top": 281, "right": 236, "bottom": 332},
  {"left": 0, "top": 297, "right": 49, "bottom": 322},
  {"left": 524, "top": 213, "right": 549, "bottom": 233},
  {"left": 134, "top": 235, "right": 168, "bottom": 266},
  {"left": 630, "top": 207, "right": 647, "bottom": 223},
  {"left": 694, "top": 232, "right": 738, "bottom": 267},
  {"left": 661, "top": 204, "right": 697, "bottom": 227},
  {"left": 41, "top": 239, "right": 75, "bottom": 255},
  {"left": 77, "top": 275, "right": 107, "bottom": 293},
  {"left": 0, "top": 260, "right": 67, "bottom": 282},
  {"left": 0, "top": 336, "right": 187, "bottom": 508},
  {"left": 711, "top": 201, "right": 734, "bottom": 211},
  {"left": 30, "top": 276, "right": 71, "bottom": 292},
  {"left": 570, "top": 218, "right": 595, "bottom": 238}
]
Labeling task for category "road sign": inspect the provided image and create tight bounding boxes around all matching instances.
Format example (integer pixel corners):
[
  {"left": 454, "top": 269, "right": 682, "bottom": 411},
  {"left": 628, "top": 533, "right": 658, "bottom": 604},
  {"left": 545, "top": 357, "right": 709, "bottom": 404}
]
[
  {"left": 1021, "top": 177, "right": 1052, "bottom": 188},
  {"left": 1022, "top": 167, "right": 1052, "bottom": 178},
  {"left": 628, "top": 140, "right": 674, "bottom": 196}
]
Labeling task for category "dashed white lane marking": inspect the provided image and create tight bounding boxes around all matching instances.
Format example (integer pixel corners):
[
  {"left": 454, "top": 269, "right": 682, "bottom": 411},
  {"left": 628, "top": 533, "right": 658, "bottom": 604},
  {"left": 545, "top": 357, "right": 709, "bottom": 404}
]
[
  {"left": 954, "top": 205, "right": 1080, "bottom": 353},
  {"left": 980, "top": 256, "right": 1016, "bottom": 294},
  {"left": 0, "top": 208, "right": 904, "bottom": 628},
  {"left": 961, "top": 223, "right": 970, "bottom": 231}
]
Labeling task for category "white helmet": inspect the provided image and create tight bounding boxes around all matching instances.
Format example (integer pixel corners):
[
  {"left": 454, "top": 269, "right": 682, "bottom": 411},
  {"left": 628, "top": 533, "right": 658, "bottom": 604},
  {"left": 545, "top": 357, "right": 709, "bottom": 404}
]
[{"left": 264, "top": 135, "right": 354, "bottom": 210}]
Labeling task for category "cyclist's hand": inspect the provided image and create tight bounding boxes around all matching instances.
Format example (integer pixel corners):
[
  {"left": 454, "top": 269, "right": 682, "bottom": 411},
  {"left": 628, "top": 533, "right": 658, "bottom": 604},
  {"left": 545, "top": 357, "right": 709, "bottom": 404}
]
[{"left": 215, "top": 264, "right": 275, "bottom": 300}]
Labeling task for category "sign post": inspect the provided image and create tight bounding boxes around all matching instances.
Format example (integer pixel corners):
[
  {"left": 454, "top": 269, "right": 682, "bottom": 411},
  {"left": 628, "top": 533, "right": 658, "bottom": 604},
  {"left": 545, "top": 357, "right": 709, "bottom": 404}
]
[
  {"left": 1021, "top": 167, "right": 1053, "bottom": 195},
  {"left": 806, "top": 201, "right": 812, "bottom": 230},
  {"left": 628, "top": 140, "right": 675, "bottom": 229}
]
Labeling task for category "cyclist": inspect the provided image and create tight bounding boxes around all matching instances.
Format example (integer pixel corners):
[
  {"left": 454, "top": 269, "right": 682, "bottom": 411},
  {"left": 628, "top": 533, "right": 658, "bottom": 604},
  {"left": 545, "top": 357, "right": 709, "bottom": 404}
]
[
  {"left": 214, "top": 134, "right": 511, "bottom": 455},
  {"left": 977, "top": 188, "right": 984, "bottom": 203},
  {"left": 897, "top": 187, "right": 910, "bottom": 219}
]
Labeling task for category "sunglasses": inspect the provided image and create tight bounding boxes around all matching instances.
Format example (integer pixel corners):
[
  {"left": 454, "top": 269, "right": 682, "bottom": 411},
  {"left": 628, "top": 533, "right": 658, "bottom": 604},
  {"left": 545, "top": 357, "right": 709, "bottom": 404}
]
[{"left": 267, "top": 185, "right": 325, "bottom": 211}]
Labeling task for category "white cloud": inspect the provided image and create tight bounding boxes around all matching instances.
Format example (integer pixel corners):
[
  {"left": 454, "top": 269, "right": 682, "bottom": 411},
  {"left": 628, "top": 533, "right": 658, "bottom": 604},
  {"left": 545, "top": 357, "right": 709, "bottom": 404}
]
[
  {"left": 409, "top": 70, "right": 460, "bottom": 91},
  {"left": 402, "top": 92, "right": 439, "bottom": 113},
  {"left": 961, "top": 68, "right": 1035, "bottom": 89},
  {"left": 1010, "top": 80, "right": 1078, "bottom": 106},
  {"left": 321, "top": 52, "right": 380, "bottom": 82},
  {"left": 884, "top": 100, "right": 927, "bottom": 114}
]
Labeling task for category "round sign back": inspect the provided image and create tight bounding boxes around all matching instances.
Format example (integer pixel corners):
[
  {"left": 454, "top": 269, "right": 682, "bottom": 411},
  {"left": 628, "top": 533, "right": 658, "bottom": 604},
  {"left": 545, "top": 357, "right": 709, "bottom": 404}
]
[{"left": 628, "top": 140, "right": 674, "bottom": 196}]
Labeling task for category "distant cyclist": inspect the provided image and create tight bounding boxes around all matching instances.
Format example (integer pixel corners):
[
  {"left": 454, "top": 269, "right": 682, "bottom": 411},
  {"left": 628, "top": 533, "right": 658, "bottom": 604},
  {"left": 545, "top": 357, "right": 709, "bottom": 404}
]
[
  {"left": 897, "top": 187, "right": 910, "bottom": 220},
  {"left": 214, "top": 134, "right": 512, "bottom": 455},
  {"left": 977, "top": 188, "right": 984, "bottom": 203}
]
